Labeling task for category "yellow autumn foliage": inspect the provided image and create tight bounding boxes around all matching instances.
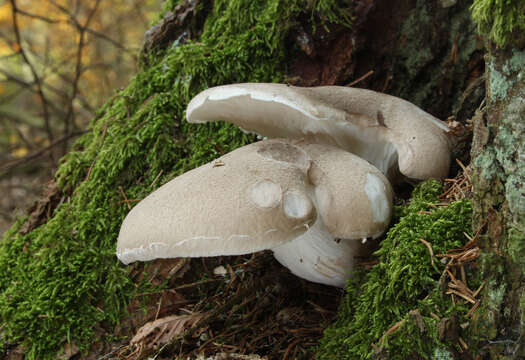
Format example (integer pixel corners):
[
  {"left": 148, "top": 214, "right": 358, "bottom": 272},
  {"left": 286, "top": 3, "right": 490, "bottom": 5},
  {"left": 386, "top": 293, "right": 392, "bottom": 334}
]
[{"left": 0, "top": 0, "right": 160, "bottom": 162}]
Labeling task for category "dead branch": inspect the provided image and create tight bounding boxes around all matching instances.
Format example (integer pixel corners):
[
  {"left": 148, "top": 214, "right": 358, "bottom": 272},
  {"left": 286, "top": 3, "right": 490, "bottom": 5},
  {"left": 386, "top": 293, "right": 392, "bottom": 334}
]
[
  {"left": 8, "top": 0, "right": 54, "bottom": 145},
  {"left": 49, "top": 0, "right": 136, "bottom": 55},
  {"left": 60, "top": 0, "right": 102, "bottom": 152},
  {"left": 15, "top": 8, "right": 61, "bottom": 24}
]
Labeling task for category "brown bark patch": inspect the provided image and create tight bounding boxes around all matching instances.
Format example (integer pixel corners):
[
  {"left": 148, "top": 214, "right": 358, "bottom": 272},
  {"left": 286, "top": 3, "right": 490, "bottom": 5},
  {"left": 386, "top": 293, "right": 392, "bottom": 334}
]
[{"left": 19, "top": 180, "right": 63, "bottom": 235}]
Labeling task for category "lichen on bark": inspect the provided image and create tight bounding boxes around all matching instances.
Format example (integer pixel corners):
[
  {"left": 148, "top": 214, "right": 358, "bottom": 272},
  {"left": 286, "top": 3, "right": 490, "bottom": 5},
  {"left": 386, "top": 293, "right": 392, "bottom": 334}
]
[
  {"left": 387, "top": 0, "right": 483, "bottom": 118},
  {"left": 469, "top": 23, "right": 525, "bottom": 358}
]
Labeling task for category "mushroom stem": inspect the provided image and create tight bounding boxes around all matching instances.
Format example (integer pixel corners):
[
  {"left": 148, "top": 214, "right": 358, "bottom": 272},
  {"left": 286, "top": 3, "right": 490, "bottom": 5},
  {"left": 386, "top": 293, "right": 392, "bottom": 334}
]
[{"left": 271, "top": 219, "right": 365, "bottom": 287}]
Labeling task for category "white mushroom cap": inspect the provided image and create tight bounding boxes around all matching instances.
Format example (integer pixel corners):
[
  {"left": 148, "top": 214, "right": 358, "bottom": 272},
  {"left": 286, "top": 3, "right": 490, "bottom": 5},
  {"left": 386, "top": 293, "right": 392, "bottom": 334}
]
[
  {"left": 186, "top": 83, "right": 451, "bottom": 182},
  {"left": 117, "top": 139, "right": 393, "bottom": 287},
  {"left": 117, "top": 139, "right": 316, "bottom": 264}
]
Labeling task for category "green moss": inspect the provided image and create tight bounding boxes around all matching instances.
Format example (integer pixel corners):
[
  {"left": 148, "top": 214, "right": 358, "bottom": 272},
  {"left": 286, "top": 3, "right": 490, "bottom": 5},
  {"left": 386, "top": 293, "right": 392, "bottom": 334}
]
[
  {"left": 0, "top": 1, "right": 352, "bottom": 358},
  {"left": 507, "top": 227, "right": 525, "bottom": 268},
  {"left": 310, "top": 0, "right": 354, "bottom": 28},
  {"left": 159, "top": 0, "right": 179, "bottom": 19},
  {"left": 317, "top": 180, "right": 474, "bottom": 359},
  {"left": 521, "top": 289, "right": 525, "bottom": 324},
  {"left": 471, "top": 0, "right": 525, "bottom": 47}
]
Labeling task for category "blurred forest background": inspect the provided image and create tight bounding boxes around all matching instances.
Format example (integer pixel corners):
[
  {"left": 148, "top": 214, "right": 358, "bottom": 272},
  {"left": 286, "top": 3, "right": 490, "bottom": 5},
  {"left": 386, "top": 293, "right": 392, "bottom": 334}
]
[{"left": 0, "top": 0, "right": 161, "bottom": 234}]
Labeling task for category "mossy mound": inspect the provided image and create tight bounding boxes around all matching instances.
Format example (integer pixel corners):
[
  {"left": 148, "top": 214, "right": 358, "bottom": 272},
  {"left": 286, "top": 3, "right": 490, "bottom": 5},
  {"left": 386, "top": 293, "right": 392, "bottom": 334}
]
[
  {"left": 0, "top": 1, "right": 353, "bottom": 358},
  {"left": 317, "top": 180, "right": 476, "bottom": 359}
]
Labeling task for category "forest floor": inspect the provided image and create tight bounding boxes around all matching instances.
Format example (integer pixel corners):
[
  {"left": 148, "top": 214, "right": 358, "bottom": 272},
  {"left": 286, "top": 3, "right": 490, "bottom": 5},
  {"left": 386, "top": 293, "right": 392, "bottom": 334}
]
[{"left": 64, "top": 167, "right": 476, "bottom": 360}]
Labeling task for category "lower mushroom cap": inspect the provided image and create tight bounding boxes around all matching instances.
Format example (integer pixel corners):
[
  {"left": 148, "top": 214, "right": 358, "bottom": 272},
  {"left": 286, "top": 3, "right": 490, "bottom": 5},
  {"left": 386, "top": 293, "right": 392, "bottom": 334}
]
[
  {"left": 117, "top": 138, "right": 393, "bottom": 287},
  {"left": 270, "top": 142, "right": 392, "bottom": 287},
  {"left": 117, "top": 139, "right": 316, "bottom": 264}
]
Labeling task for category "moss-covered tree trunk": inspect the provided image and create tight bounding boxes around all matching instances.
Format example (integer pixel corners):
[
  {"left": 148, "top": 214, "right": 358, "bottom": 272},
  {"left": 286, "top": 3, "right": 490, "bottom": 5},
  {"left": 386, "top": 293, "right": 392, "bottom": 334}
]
[
  {"left": 3, "top": 0, "right": 520, "bottom": 359},
  {"left": 470, "top": 2, "right": 525, "bottom": 357}
]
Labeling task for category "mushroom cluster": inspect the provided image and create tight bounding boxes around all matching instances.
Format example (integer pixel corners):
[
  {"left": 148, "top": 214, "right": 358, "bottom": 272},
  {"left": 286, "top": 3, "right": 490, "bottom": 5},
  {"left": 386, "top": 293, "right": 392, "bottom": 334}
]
[{"left": 117, "top": 83, "right": 451, "bottom": 287}]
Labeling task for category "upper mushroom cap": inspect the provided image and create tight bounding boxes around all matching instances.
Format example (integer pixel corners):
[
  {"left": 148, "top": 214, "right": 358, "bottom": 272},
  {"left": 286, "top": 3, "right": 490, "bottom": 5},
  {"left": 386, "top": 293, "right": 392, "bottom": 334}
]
[
  {"left": 117, "top": 139, "right": 316, "bottom": 264},
  {"left": 186, "top": 83, "right": 451, "bottom": 182}
]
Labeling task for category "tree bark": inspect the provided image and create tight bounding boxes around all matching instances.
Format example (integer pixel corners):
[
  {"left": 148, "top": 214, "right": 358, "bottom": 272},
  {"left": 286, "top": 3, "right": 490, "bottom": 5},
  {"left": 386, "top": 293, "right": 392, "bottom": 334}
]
[{"left": 470, "top": 32, "right": 525, "bottom": 359}]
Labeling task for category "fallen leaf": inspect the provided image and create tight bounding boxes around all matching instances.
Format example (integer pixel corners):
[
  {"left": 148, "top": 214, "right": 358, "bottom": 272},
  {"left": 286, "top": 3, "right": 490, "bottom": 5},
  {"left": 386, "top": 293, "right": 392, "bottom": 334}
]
[{"left": 131, "top": 312, "right": 207, "bottom": 348}]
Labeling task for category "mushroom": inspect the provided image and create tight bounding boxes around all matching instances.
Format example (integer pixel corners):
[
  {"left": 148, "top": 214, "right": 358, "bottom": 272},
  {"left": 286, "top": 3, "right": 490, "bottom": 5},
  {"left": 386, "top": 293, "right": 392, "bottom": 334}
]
[
  {"left": 273, "top": 141, "right": 393, "bottom": 287},
  {"left": 186, "top": 83, "right": 451, "bottom": 182},
  {"left": 117, "top": 139, "right": 393, "bottom": 287}
]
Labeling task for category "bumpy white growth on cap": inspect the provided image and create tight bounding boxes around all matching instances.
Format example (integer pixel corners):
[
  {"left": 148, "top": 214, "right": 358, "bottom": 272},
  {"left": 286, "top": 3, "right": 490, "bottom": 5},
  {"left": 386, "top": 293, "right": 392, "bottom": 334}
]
[
  {"left": 186, "top": 83, "right": 451, "bottom": 182},
  {"left": 364, "top": 173, "right": 391, "bottom": 225},
  {"left": 301, "top": 142, "right": 393, "bottom": 240}
]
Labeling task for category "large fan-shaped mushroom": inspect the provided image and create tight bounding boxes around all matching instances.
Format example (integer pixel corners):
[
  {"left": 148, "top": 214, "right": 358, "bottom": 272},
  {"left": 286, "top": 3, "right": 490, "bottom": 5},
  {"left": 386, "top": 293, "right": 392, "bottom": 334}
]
[{"left": 117, "top": 139, "right": 392, "bottom": 286}]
